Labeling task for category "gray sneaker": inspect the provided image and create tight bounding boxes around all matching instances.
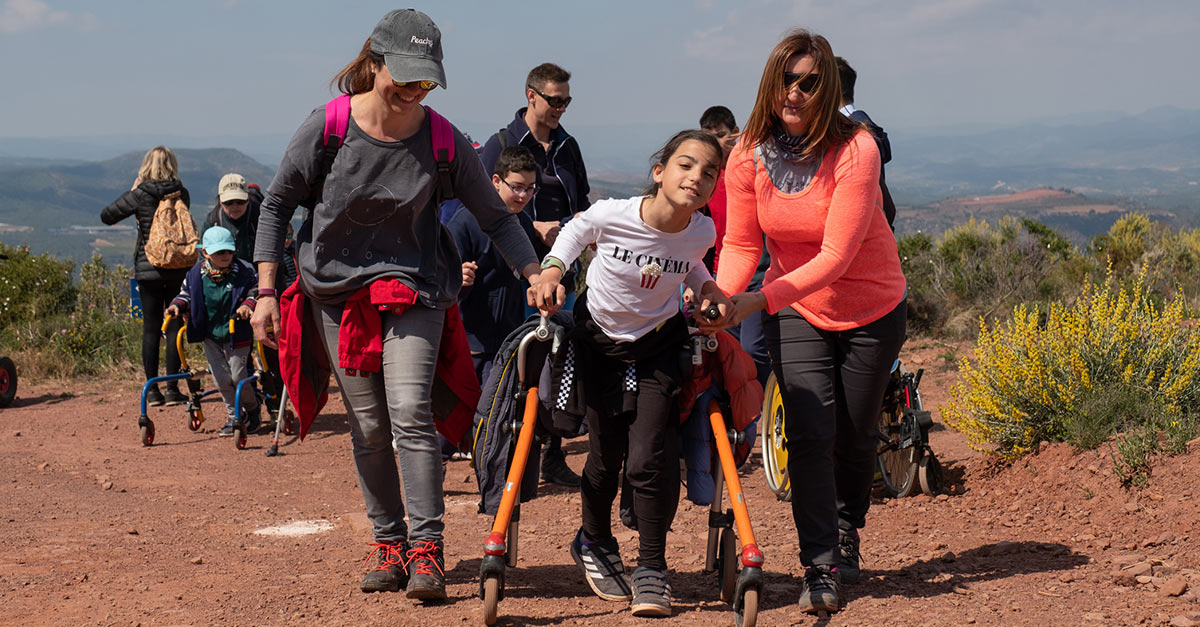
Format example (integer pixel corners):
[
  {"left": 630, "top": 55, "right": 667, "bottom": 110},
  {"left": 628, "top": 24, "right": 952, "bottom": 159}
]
[
  {"left": 838, "top": 528, "right": 861, "bottom": 584},
  {"left": 630, "top": 566, "right": 672, "bottom": 617},
  {"left": 570, "top": 529, "right": 632, "bottom": 601},
  {"left": 798, "top": 564, "right": 841, "bottom": 614}
]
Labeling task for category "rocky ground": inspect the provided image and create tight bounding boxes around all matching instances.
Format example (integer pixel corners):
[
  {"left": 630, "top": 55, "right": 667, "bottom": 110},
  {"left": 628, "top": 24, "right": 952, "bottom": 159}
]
[{"left": 2, "top": 342, "right": 1199, "bottom": 626}]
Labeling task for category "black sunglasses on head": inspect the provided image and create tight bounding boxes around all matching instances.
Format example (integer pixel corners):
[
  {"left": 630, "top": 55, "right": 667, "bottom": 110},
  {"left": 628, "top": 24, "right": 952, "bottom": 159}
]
[
  {"left": 783, "top": 72, "right": 819, "bottom": 94},
  {"left": 527, "top": 84, "right": 572, "bottom": 109}
]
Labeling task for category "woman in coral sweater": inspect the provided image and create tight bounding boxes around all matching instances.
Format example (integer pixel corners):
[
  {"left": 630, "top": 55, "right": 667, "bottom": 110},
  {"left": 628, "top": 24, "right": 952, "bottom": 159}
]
[{"left": 715, "top": 30, "right": 907, "bottom": 615}]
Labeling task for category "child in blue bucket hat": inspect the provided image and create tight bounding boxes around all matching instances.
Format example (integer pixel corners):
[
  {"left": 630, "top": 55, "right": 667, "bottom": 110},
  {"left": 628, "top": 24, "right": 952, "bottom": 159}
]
[{"left": 166, "top": 226, "right": 262, "bottom": 435}]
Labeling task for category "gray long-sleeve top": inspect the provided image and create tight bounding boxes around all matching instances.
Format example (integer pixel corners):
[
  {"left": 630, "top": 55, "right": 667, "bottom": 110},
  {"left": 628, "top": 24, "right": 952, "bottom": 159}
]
[{"left": 254, "top": 103, "right": 538, "bottom": 307}]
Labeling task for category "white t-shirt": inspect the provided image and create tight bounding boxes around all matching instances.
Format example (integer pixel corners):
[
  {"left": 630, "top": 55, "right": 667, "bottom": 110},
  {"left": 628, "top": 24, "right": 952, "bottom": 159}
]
[{"left": 548, "top": 196, "right": 715, "bottom": 342}]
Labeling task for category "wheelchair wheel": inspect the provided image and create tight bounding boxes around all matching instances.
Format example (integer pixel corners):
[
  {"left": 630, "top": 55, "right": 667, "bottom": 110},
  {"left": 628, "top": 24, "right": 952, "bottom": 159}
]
[
  {"left": 877, "top": 408, "right": 918, "bottom": 498},
  {"left": 761, "top": 373, "right": 791, "bottom": 502},
  {"left": 0, "top": 355, "right": 16, "bottom": 408},
  {"left": 919, "top": 452, "right": 945, "bottom": 496}
]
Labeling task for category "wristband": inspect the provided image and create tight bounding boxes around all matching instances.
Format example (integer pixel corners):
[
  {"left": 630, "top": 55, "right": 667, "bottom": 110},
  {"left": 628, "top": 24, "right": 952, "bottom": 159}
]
[
  {"left": 257, "top": 288, "right": 278, "bottom": 297},
  {"left": 540, "top": 257, "right": 566, "bottom": 273}
]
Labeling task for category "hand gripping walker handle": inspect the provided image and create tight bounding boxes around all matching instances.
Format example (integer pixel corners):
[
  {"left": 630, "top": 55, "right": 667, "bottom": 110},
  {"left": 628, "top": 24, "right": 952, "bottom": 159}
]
[{"left": 703, "top": 303, "right": 721, "bottom": 321}]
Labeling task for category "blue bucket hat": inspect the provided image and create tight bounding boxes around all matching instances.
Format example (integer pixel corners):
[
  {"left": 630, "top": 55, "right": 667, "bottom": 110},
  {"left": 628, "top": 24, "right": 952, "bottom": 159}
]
[{"left": 202, "top": 226, "right": 236, "bottom": 254}]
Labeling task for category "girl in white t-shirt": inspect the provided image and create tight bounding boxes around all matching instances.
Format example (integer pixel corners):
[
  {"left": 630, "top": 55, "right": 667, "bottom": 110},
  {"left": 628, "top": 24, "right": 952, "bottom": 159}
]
[{"left": 530, "top": 130, "right": 734, "bottom": 618}]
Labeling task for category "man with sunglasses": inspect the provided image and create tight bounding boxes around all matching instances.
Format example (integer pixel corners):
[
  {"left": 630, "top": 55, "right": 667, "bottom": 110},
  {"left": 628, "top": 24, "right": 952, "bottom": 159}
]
[
  {"left": 480, "top": 62, "right": 590, "bottom": 488},
  {"left": 203, "top": 173, "right": 264, "bottom": 262}
]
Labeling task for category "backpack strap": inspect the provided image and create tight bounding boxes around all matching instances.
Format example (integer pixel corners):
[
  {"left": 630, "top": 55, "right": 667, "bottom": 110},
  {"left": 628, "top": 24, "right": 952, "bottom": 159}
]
[
  {"left": 305, "top": 95, "right": 352, "bottom": 209},
  {"left": 493, "top": 128, "right": 508, "bottom": 149},
  {"left": 425, "top": 105, "right": 456, "bottom": 202}
]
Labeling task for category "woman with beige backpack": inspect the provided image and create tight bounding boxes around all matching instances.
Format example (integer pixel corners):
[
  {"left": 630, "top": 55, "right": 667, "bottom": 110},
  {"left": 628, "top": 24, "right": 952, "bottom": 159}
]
[{"left": 101, "top": 145, "right": 196, "bottom": 407}]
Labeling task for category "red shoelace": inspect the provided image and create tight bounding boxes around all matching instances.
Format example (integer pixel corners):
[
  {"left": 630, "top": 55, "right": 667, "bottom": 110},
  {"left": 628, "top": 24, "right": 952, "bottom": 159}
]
[
  {"left": 364, "top": 541, "right": 407, "bottom": 572},
  {"left": 406, "top": 540, "right": 444, "bottom": 576}
]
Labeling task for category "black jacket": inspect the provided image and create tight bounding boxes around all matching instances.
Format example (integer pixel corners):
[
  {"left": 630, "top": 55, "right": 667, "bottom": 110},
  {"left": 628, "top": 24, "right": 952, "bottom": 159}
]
[
  {"left": 100, "top": 179, "right": 191, "bottom": 281},
  {"left": 479, "top": 108, "right": 590, "bottom": 226}
]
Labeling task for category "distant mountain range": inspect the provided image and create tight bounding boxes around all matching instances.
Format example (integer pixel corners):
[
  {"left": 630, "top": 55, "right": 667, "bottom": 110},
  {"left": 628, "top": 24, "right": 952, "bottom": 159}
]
[{"left": 1, "top": 106, "right": 1197, "bottom": 264}]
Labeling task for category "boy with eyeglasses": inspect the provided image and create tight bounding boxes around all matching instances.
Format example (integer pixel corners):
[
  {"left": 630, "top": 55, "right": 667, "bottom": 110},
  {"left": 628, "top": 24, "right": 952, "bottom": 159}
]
[{"left": 440, "top": 146, "right": 541, "bottom": 385}]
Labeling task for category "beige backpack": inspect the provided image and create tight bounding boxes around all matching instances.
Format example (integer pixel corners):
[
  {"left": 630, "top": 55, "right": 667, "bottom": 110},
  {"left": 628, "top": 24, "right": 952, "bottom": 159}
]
[{"left": 144, "top": 191, "right": 199, "bottom": 269}]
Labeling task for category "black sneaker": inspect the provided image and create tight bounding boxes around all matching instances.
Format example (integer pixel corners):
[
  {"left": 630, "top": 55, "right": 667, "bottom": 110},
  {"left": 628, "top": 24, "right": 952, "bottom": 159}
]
[
  {"left": 405, "top": 540, "right": 446, "bottom": 601},
  {"left": 146, "top": 385, "right": 165, "bottom": 407},
  {"left": 569, "top": 528, "right": 632, "bottom": 602},
  {"left": 361, "top": 540, "right": 409, "bottom": 592},
  {"left": 542, "top": 453, "right": 582, "bottom": 487},
  {"left": 797, "top": 564, "right": 841, "bottom": 614},
  {"left": 630, "top": 566, "right": 672, "bottom": 617},
  {"left": 162, "top": 386, "right": 187, "bottom": 406},
  {"left": 218, "top": 419, "right": 235, "bottom": 437},
  {"left": 245, "top": 406, "right": 262, "bottom": 434},
  {"left": 838, "top": 529, "right": 862, "bottom": 584}
]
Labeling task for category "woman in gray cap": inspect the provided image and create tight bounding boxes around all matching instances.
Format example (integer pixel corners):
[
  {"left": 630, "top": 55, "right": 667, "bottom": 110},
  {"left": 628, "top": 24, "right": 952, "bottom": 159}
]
[{"left": 251, "top": 9, "right": 541, "bottom": 601}]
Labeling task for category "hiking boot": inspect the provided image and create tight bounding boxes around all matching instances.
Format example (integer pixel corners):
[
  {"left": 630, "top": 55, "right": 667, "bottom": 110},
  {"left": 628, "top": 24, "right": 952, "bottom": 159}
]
[
  {"left": 405, "top": 540, "right": 446, "bottom": 601},
  {"left": 797, "top": 564, "right": 841, "bottom": 614},
  {"left": 361, "top": 540, "right": 409, "bottom": 592},
  {"left": 146, "top": 385, "right": 165, "bottom": 407},
  {"left": 162, "top": 385, "right": 187, "bottom": 406},
  {"left": 838, "top": 528, "right": 862, "bottom": 584},
  {"left": 570, "top": 528, "right": 632, "bottom": 602},
  {"left": 541, "top": 451, "right": 581, "bottom": 487},
  {"left": 629, "top": 566, "right": 672, "bottom": 617},
  {"left": 218, "top": 419, "right": 236, "bottom": 437}
]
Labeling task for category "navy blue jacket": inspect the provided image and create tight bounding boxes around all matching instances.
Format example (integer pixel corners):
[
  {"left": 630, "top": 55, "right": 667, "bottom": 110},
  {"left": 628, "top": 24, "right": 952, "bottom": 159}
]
[
  {"left": 440, "top": 200, "right": 527, "bottom": 357},
  {"left": 848, "top": 108, "right": 897, "bottom": 227},
  {"left": 171, "top": 258, "right": 258, "bottom": 347}
]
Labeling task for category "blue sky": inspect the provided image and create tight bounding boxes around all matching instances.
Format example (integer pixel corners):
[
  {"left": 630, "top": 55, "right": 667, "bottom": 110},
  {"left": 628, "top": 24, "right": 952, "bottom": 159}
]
[{"left": 1, "top": 0, "right": 1198, "bottom": 168}]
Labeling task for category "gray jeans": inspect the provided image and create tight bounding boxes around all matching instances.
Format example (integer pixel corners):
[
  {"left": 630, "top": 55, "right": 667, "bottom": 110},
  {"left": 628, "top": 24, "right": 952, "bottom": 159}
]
[
  {"left": 202, "top": 339, "right": 256, "bottom": 421},
  {"left": 311, "top": 300, "right": 445, "bottom": 543}
]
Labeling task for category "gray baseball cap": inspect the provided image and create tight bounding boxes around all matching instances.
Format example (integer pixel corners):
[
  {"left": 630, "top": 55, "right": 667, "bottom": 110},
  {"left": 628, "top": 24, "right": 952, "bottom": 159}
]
[{"left": 369, "top": 9, "right": 446, "bottom": 88}]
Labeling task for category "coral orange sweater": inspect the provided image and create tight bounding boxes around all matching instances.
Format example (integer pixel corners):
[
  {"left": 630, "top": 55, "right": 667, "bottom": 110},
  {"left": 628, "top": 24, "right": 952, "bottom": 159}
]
[{"left": 715, "top": 130, "right": 906, "bottom": 331}]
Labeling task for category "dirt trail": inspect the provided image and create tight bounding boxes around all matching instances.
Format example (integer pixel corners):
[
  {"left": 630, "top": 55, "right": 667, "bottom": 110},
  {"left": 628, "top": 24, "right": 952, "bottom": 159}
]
[{"left": 2, "top": 345, "right": 1199, "bottom": 626}]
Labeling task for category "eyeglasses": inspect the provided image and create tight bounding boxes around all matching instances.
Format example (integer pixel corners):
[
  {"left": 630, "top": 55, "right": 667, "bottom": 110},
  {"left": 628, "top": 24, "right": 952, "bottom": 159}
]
[
  {"left": 783, "top": 72, "right": 819, "bottom": 94},
  {"left": 501, "top": 178, "right": 538, "bottom": 196},
  {"left": 527, "top": 84, "right": 572, "bottom": 109},
  {"left": 221, "top": 199, "right": 248, "bottom": 206},
  {"left": 393, "top": 80, "right": 438, "bottom": 91}
]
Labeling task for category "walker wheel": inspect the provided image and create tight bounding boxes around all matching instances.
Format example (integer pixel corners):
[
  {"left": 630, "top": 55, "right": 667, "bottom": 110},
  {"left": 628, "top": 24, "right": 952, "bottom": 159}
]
[
  {"left": 187, "top": 408, "right": 204, "bottom": 431},
  {"left": 919, "top": 452, "right": 945, "bottom": 496},
  {"left": 481, "top": 574, "right": 501, "bottom": 626},
  {"left": 736, "top": 587, "right": 758, "bottom": 627},
  {"left": 718, "top": 527, "right": 737, "bottom": 603},
  {"left": 283, "top": 410, "right": 297, "bottom": 436},
  {"left": 140, "top": 421, "right": 155, "bottom": 447},
  {"left": 235, "top": 424, "right": 248, "bottom": 450}
]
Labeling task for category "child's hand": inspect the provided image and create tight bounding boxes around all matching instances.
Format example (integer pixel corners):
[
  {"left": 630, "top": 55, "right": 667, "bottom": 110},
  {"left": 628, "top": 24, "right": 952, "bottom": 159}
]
[
  {"left": 236, "top": 305, "right": 253, "bottom": 320},
  {"left": 461, "top": 261, "right": 478, "bottom": 287},
  {"left": 695, "top": 282, "right": 737, "bottom": 333},
  {"left": 165, "top": 304, "right": 180, "bottom": 319},
  {"left": 527, "top": 276, "right": 565, "bottom": 317}
]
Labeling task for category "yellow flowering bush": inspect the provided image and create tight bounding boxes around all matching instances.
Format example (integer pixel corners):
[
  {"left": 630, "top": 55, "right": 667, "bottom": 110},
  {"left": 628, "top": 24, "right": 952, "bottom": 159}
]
[{"left": 943, "top": 268, "right": 1200, "bottom": 461}]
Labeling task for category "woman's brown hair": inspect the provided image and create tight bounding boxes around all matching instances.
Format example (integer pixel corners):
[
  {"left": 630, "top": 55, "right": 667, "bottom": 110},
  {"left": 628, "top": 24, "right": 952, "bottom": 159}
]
[
  {"left": 330, "top": 39, "right": 384, "bottom": 96},
  {"left": 740, "top": 29, "right": 857, "bottom": 159}
]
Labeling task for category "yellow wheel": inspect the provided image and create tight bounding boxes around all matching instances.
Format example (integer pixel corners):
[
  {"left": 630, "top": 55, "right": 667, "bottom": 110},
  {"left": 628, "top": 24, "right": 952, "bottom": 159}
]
[{"left": 761, "top": 373, "right": 791, "bottom": 501}]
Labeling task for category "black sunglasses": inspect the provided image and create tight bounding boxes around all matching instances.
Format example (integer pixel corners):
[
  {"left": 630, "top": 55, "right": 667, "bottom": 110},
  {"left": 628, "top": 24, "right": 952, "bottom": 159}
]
[
  {"left": 783, "top": 72, "right": 819, "bottom": 94},
  {"left": 527, "top": 84, "right": 572, "bottom": 109}
]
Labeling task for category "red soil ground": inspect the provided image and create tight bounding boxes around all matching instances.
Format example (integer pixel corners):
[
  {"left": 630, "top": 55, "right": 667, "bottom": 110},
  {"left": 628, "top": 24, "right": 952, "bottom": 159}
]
[{"left": 2, "top": 343, "right": 1199, "bottom": 626}]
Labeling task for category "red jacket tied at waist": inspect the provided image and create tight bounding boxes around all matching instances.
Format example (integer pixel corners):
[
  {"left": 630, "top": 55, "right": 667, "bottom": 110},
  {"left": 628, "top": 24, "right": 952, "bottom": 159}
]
[{"left": 278, "top": 279, "right": 480, "bottom": 447}]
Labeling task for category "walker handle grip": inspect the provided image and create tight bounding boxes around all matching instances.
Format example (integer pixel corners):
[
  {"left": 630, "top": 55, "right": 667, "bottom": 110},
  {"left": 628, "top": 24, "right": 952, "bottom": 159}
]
[
  {"left": 703, "top": 304, "right": 721, "bottom": 321},
  {"left": 161, "top": 313, "right": 174, "bottom": 335},
  {"left": 535, "top": 315, "right": 550, "bottom": 341}
]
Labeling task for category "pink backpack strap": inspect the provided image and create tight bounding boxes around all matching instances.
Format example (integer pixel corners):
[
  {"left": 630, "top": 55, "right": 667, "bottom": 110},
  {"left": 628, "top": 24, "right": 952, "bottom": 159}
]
[
  {"left": 323, "top": 94, "right": 352, "bottom": 147},
  {"left": 425, "top": 105, "right": 456, "bottom": 202}
]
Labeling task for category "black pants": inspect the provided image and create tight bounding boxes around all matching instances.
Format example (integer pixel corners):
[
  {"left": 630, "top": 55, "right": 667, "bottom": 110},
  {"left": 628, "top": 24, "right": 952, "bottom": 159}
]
[
  {"left": 138, "top": 278, "right": 184, "bottom": 383},
  {"left": 580, "top": 367, "right": 680, "bottom": 571},
  {"left": 765, "top": 300, "right": 907, "bottom": 567}
]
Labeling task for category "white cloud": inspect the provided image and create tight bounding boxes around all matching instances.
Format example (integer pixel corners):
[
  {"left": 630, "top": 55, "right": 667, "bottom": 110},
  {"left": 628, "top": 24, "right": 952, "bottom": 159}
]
[{"left": 0, "top": 0, "right": 96, "bottom": 34}]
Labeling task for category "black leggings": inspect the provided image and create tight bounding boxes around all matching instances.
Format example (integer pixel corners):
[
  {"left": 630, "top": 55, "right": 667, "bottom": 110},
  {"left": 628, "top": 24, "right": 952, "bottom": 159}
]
[
  {"left": 765, "top": 301, "right": 907, "bottom": 568},
  {"left": 580, "top": 368, "right": 680, "bottom": 571},
  {"left": 138, "top": 278, "right": 184, "bottom": 382}
]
